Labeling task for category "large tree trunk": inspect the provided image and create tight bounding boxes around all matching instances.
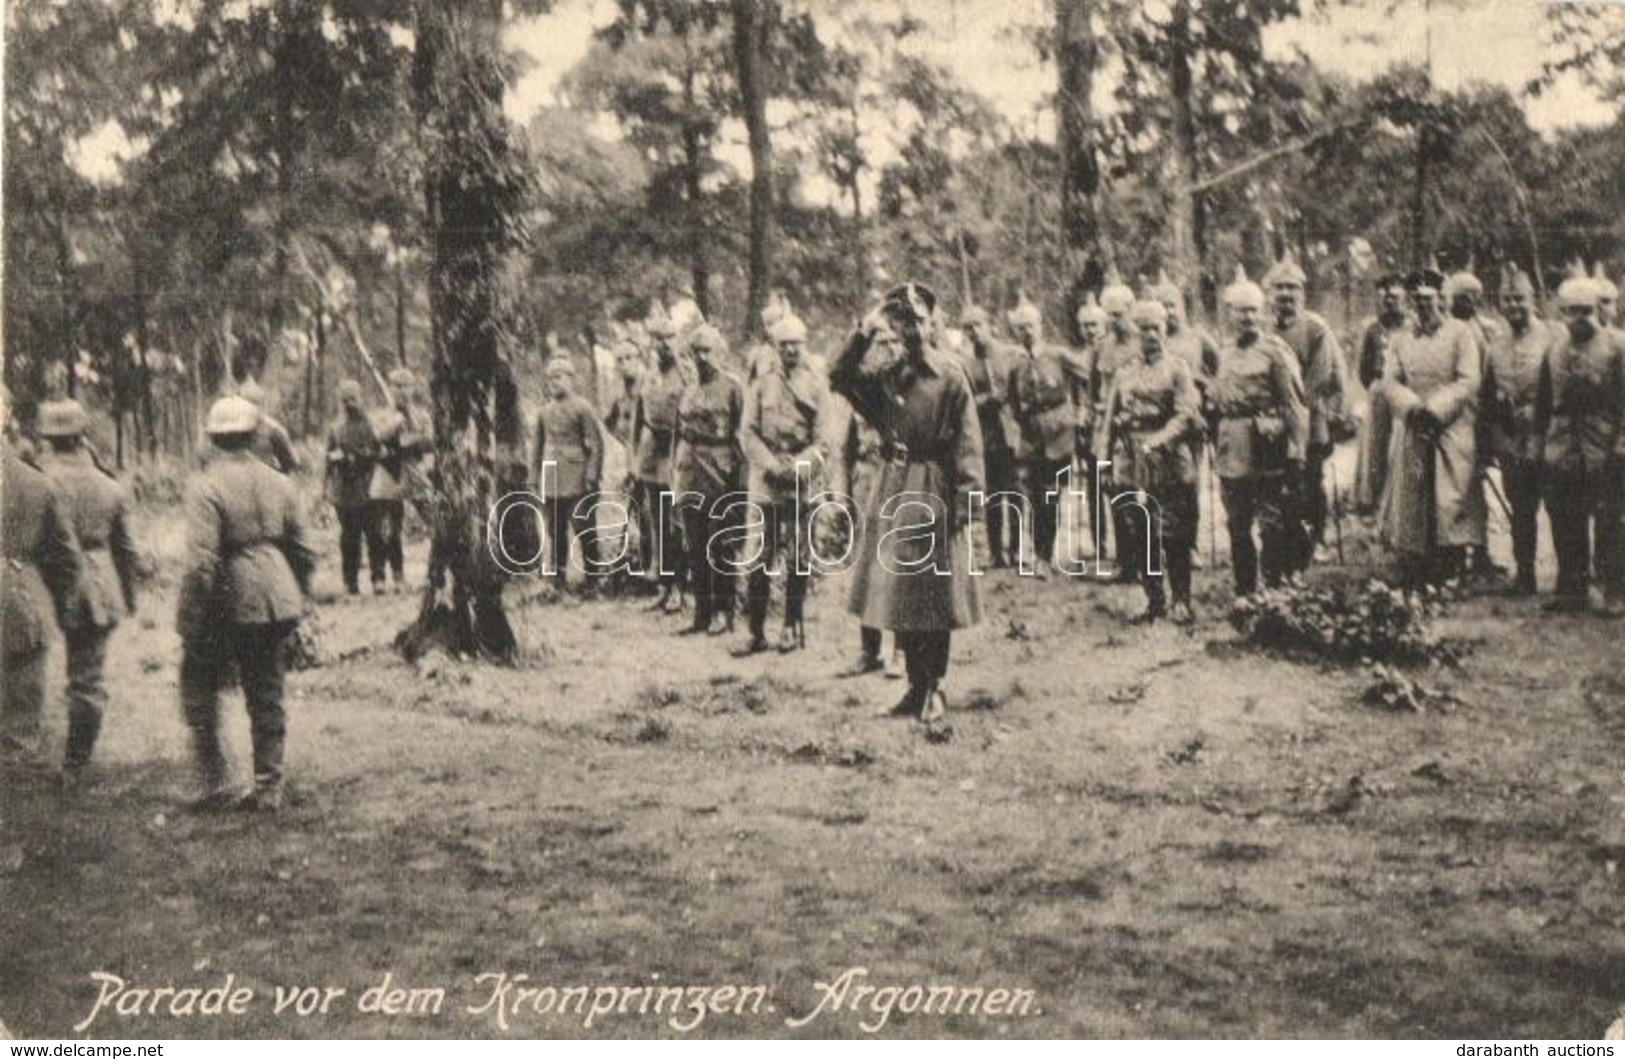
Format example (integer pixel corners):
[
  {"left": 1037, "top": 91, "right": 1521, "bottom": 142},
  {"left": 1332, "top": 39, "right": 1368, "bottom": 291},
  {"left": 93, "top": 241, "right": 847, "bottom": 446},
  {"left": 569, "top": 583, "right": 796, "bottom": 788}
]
[
  {"left": 1055, "top": 0, "right": 1103, "bottom": 334},
  {"left": 732, "top": 0, "right": 774, "bottom": 338},
  {"left": 1166, "top": 0, "right": 1201, "bottom": 316},
  {"left": 398, "top": 0, "right": 521, "bottom": 664}
]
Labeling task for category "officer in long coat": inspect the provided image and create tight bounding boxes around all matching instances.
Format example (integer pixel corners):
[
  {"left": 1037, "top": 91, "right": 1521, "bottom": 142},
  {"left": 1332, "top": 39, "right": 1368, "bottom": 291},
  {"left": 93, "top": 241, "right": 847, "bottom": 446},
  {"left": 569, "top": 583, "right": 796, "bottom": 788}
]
[
  {"left": 1096, "top": 301, "right": 1203, "bottom": 623},
  {"left": 178, "top": 396, "right": 317, "bottom": 811},
  {"left": 1, "top": 390, "right": 83, "bottom": 765},
  {"left": 1208, "top": 270, "right": 1309, "bottom": 596},
  {"left": 1535, "top": 274, "right": 1625, "bottom": 614},
  {"left": 634, "top": 320, "right": 688, "bottom": 611},
  {"left": 1377, "top": 267, "right": 1485, "bottom": 590},
  {"left": 1267, "top": 252, "right": 1351, "bottom": 574},
  {"left": 672, "top": 324, "right": 745, "bottom": 635},
  {"left": 831, "top": 284, "right": 984, "bottom": 722},
  {"left": 532, "top": 359, "right": 604, "bottom": 591},
  {"left": 1352, "top": 272, "right": 1409, "bottom": 513},
  {"left": 1483, "top": 267, "right": 1556, "bottom": 595},
  {"left": 737, "top": 312, "right": 829, "bottom": 655},
  {"left": 37, "top": 399, "right": 139, "bottom": 783},
  {"left": 960, "top": 306, "right": 1017, "bottom": 567},
  {"left": 1004, "top": 298, "right": 1075, "bottom": 578}
]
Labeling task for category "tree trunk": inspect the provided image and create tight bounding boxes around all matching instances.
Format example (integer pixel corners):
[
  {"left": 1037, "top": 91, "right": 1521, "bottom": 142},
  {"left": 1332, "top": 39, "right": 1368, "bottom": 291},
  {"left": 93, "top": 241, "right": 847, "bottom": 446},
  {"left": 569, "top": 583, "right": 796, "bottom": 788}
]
[
  {"left": 732, "top": 0, "right": 775, "bottom": 338},
  {"left": 1411, "top": 128, "right": 1430, "bottom": 264},
  {"left": 1166, "top": 0, "right": 1201, "bottom": 316},
  {"left": 398, "top": 0, "right": 520, "bottom": 664},
  {"left": 680, "top": 59, "right": 711, "bottom": 317},
  {"left": 1055, "top": 0, "right": 1103, "bottom": 333},
  {"left": 396, "top": 258, "right": 409, "bottom": 368}
]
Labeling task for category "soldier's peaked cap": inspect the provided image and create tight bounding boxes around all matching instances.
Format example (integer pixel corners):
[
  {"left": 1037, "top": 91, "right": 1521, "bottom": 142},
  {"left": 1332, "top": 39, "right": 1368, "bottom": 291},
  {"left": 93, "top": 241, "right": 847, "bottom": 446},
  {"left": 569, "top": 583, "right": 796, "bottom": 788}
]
[
  {"left": 1222, "top": 264, "right": 1265, "bottom": 309},
  {"left": 37, "top": 398, "right": 89, "bottom": 438},
  {"left": 882, "top": 283, "right": 937, "bottom": 322},
  {"left": 1406, "top": 266, "right": 1447, "bottom": 294},
  {"left": 1264, "top": 252, "right": 1307, "bottom": 287},
  {"left": 205, "top": 395, "right": 261, "bottom": 435}
]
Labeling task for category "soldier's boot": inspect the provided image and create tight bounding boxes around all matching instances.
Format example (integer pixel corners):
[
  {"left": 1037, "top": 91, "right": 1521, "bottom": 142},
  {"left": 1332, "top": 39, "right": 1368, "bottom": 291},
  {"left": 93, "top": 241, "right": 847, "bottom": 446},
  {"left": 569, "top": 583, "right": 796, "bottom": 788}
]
[
  {"left": 242, "top": 729, "right": 285, "bottom": 813},
  {"left": 733, "top": 578, "right": 772, "bottom": 656},
  {"left": 1133, "top": 577, "right": 1168, "bottom": 624},
  {"left": 62, "top": 711, "right": 101, "bottom": 781},
  {"left": 919, "top": 684, "right": 947, "bottom": 723},
  {"left": 181, "top": 675, "right": 234, "bottom": 808},
  {"left": 677, "top": 598, "right": 711, "bottom": 636},
  {"left": 878, "top": 683, "right": 926, "bottom": 719}
]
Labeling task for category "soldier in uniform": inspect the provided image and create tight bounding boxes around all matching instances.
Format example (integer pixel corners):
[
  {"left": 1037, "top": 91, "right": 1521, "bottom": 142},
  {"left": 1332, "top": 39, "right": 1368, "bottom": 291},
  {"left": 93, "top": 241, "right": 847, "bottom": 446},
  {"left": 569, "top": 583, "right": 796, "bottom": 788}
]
[
  {"left": 1267, "top": 252, "right": 1350, "bottom": 576},
  {"left": 1147, "top": 271, "right": 1219, "bottom": 569},
  {"left": 1352, "top": 272, "right": 1409, "bottom": 513},
  {"left": 234, "top": 379, "right": 301, "bottom": 475},
  {"left": 1377, "top": 267, "right": 1485, "bottom": 590},
  {"left": 1207, "top": 269, "right": 1309, "bottom": 597},
  {"left": 36, "top": 399, "right": 139, "bottom": 784},
  {"left": 604, "top": 338, "right": 647, "bottom": 583},
  {"left": 1483, "top": 267, "right": 1555, "bottom": 595},
  {"left": 324, "top": 379, "right": 381, "bottom": 596},
  {"left": 1096, "top": 300, "right": 1203, "bottom": 623},
  {"left": 1004, "top": 298, "right": 1075, "bottom": 579},
  {"left": 672, "top": 324, "right": 745, "bottom": 635},
  {"left": 1, "top": 388, "right": 84, "bottom": 767},
  {"left": 1536, "top": 274, "right": 1625, "bottom": 614},
  {"left": 831, "top": 284, "right": 983, "bottom": 721},
  {"left": 178, "top": 396, "right": 317, "bottom": 811},
  {"left": 634, "top": 318, "right": 688, "bottom": 611},
  {"left": 736, "top": 312, "right": 829, "bottom": 655},
  {"left": 366, "top": 367, "right": 431, "bottom": 593},
  {"left": 1098, "top": 271, "right": 1142, "bottom": 580},
  {"left": 960, "top": 306, "right": 1017, "bottom": 567},
  {"left": 532, "top": 359, "right": 604, "bottom": 592}
]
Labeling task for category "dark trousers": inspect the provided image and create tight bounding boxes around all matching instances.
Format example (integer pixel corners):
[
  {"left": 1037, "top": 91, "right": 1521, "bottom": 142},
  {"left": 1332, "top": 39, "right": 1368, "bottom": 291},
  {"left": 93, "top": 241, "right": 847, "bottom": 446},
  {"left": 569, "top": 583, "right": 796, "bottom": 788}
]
[
  {"left": 1023, "top": 456, "right": 1069, "bottom": 566},
  {"left": 64, "top": 626, "right": 112, "bottom": 770},
  {"left": 365, "top": 499, "right": 406, "bottom": 584},
  {"left": 683, "top": 500, "right": 740, "bottom": 622},
  {"left": 337, "top": 504, "right": 380, "bottom": 592},
  {"left": 897, "top": 630, "right": 950, "bottom": 686},
  {"left": 746, "top": 500, "right": 808, "bottom": 636},
  {"left": 543, "top": 494, "right": 599, "bottom": 584},
  {"left": 1545, "top": 463, "right": 1621, "bottom": 600},
  {"left": 1501, "top": 459, "right": 1541, "bottom": 587},
  {"left": 180, "top": 622, "right": 293, "bottom": 793},
  {"left": 1123, "top": 482, "right": 1197, "bottom": 610},
  {"left": 637, "top": 480, "right": 683, "bottom": 584},
  {"left": 983, "top": 441, "right": 1017, "bottom": 563},
  {"left": 860, "top": 625, "right": 882, "bottom": 659},
  {"left": 1288, "top": 445, "right": 1331, "bottom": 573},
  {"left": 1221, "top": 474, "right": 1292, "bottom": 595}
]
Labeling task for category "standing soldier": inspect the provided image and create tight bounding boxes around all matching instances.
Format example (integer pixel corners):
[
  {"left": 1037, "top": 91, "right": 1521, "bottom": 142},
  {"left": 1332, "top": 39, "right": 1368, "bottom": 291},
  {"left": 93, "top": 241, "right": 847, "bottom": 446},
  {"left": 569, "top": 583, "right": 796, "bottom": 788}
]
[
  {"left": 36, "top": 399, "right": 138, "bottom": 786},
  {"left": 634, "top": 318, "right": 688, "bottom": 612},
  {"left": 1483, "top": 267, "right": 1555, "bottom": 596},
  {"left": 1377, "top": 267, "right": 1485, "bottom": 590},
  {"left": 1005, "top": 297, "right": 1075, "bottom": 579},
  {"left": 367, "top": 368, "right": 431, "bottom": 593},
  {"left": 736, "top": 311, "right": 829, "bottom": 655},
  {"left": 831, "top": 284, "right": 983, "bottom": 722},
  {"left": 604, "top": 338, "right": 647, "bottom": 583},
  {"left": 1446, "top": 266, "right": 1504, "bottom": 581},
  {"left": 1148, "top": 271, "right": 1219, "bottom": 569},
  {"left": 324, "top": 379, "right": 381, "bottom": 597},
  {"left": 1353, "top": 272, "right": 1409, "bottom": 514},
  {"left": 960, "top": 306, "right": 1017, "bottom": 567},
  {"left": 1, "top": 388, "right": 84, "bottom": 768},
  {"left": 532, "top": 359, "right": 604, "bottom": 593},
  {"left": 1208, "top": 269, "right": 1309, "bottom": 597},
  {"left": 672, "top": 324, "right": 745, "bottom": 635},
  {"left": 1072, "top": 295, "right": 1112, "bottom": 563},
  {"left": 1536, "top": 274, "right": 1625, "bottom": 615},
  {"left": 1267, "top": 252, "right": 1351, "bottom": 575},
  {"left": 1098, "top": 270, "right": 1142, "bottom": 580},
  {"left": 178, "top": 396, "right": 317, "bottom": 811},
  {"left": 1097, "top": 301, "right": 1203, "bottom": 623}
]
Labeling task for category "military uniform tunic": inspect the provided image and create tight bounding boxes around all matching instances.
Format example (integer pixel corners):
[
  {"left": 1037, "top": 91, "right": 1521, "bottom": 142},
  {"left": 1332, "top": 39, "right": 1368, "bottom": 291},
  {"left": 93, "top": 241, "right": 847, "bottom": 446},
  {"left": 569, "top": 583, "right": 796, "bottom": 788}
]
[{"left": 1536, "top": 327, "right": 1625, "bottom": 600}]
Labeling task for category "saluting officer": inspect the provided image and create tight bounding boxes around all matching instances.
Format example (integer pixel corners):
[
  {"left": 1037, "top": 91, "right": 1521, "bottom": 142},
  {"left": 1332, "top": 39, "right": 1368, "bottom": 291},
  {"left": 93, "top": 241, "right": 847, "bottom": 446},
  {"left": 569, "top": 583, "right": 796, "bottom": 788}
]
[
  {"left": 673, "top": 324, "right": 745, "bottom": 636},
  {"left": 178, "top": 396, "right": 317, "bottom": 812},
  {"left": 37, "top": 399, "right": 139, "bottom": 785},
  {"left": 737, "top": 312, "right": 829, "bottom": 655},
  {"left": 1208, "top": 269, "right": 1309, "bottom": 597}
]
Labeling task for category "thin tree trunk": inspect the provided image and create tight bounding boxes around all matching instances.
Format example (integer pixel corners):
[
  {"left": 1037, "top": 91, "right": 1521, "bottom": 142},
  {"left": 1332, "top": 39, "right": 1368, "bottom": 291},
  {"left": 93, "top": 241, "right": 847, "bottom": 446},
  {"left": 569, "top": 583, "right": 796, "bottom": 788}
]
[
  {"left": 1056, "top": 0, "right": 1103, "bottom": 329},
  {"left": 1166, "top": 0, "right": 1201, "bottom": 315},
  {"left": 396, "top": 258, "right": 409, "bottom": 368},
  {"left": 732, "top": 0, "right": 775, "bottom": 338}
]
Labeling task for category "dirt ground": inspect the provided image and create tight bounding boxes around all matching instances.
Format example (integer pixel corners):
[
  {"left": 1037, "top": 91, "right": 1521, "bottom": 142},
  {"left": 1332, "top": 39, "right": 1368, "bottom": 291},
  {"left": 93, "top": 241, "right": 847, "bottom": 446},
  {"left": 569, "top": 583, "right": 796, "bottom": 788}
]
[{"left": 4, "top": 464, "right": 1625, "bottom": 1040}]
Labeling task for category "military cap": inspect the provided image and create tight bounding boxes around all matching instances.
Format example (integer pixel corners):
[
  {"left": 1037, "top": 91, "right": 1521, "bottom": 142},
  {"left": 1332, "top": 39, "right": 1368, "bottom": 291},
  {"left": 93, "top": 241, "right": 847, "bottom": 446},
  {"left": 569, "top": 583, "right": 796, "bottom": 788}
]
[
  {"left": 882, "top": 282, "right": 937, "bottom": 323},
  {"left": 1132, "top": 300, "right": 1169, "bottom": 327},
  {"left": 1006, "top": 297, "right": 1042, "bottom": 330},
  {"left": 545, "top": 358, "right": 577, "bottom": 378},
  {"left": 1374, "top": 270, "right": 1406, "bottom": 291},
  {"left": 1264, "top": 252, "right": 1307, "bottom": 288},
  {"left": 646, "top": 310, "right": 678, "bottom": 339},
  {"left": 687, "top": 323, "right": 726, "bottom": 354},
  {"left": 1443, "top": 270, "right": 1483, "bottom": 299},
  {"left": 1557, "top": 275, "right": 1601, "bottom": 309},
  {"left": 1100, "top": 266, "right": 1136, "bottom": 313},
  {"left": 1145, "top": 270, "right": 1181, "bottom": 304},
  {"left": 1406, "top": 266, "right": 1446, "bottom": 294},
  {"left": 1503, "top": 266, "right": 1536, "bottom": 299},
  {"left": 769, "top": 313, "right": 809, "bottom": 344},
  {"left": 961, "top": 305, "right": 990, "bottom": 328},
  {"left": 338, "top": 379, "right": 364, "bottom": 405},
  {"left": 1075, "top": 294, "right": 1107, "bottom": 326},
  {"left": 205, "top": 395, "right": 261, "bottom": 436},
  {"left": 1222, "top": 264, "right": 1265, "bottom": 310},
  {"left": 37, "top": 398, "right": 89, "bottom": 438}
]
